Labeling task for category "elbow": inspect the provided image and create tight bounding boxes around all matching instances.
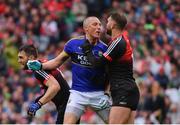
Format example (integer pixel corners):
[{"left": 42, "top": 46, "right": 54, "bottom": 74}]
[
  {"left": 56, "top": 84, "right": 61, "bottom": 91},
  {"left": 54, "top": 83, "right": 61, "bottom": 92},
  {"left": 52, "top": 81, "right": 61, "bottom": 93},
  {"left": 47, "top": 77, "right": 61, "bottom": 93}
]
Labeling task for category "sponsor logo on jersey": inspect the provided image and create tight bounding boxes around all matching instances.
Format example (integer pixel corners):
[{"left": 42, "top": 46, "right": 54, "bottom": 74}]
[{"left": 72, "top": 53, "right": 92, "bottom": 66}]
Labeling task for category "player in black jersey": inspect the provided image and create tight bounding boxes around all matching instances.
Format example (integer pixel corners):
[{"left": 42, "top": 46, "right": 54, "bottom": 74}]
[
  {"left": 82, "top": 12, "right": 140, "bottom": 124},
  {"left": 18, "top": 44, "right": 74, "bottom": 124}
]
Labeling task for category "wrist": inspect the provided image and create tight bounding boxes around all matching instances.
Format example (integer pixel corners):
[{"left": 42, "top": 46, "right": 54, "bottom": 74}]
[
  {"left": 37, "top": 101, "right": 43, "bottom": 107},
  {"left": 40, "top": 63, "right": 43, "bottom": 70},
  {"left": 104, "top": 92, "right": 110, "bottom": 98}
]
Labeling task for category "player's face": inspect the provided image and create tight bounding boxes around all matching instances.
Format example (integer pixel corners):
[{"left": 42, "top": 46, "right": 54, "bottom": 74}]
[
  {"left": 18, "top": 51, "right": 29, "bottom": 69},
  {"left": 106, "top": 16, "right": 116, "bottom": 32},
  {"left": 86, "top": 18, "right": 102, "bottom": 39}
]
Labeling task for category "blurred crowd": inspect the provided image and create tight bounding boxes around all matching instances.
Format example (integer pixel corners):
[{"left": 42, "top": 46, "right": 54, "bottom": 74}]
[{"left": 0, "top": 0, "right": 179, "bottom": 124}]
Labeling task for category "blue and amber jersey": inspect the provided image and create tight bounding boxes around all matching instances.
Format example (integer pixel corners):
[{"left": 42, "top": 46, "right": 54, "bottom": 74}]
[{"left": 64, "top": 36, "right": 108, "bottom": 92}]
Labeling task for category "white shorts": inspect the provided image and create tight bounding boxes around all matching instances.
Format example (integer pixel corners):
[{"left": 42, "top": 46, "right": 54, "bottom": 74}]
[{"left": 65, "top": 90, "right": 111, "bottom": 123}]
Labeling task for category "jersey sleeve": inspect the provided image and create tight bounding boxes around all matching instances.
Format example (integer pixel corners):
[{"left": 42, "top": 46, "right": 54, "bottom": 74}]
[
  {"left": 103, "top": 37, "right": 126, "bottom": 62},
  {"left": 34, "top": 70, "right": 52, "bottom": 86},
  {"left": 64, "top": 40, "right": 74, "bottom": 55}
]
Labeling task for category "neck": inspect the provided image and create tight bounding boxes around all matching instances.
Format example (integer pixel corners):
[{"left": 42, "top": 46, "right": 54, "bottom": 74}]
[
  {"left": 111, "top": 29, "right": 123, "bottom": 39},
  {"left": 86, "top": 34, "right": 98, "bottom": 45}
]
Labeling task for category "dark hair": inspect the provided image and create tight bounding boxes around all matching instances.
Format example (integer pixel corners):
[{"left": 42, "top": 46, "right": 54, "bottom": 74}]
[
  {"left": 19, "top": 44, "right": 38, "bottom": 58},
  {"left": 110, "top": 12, "right": 127, "bottom": 30}
]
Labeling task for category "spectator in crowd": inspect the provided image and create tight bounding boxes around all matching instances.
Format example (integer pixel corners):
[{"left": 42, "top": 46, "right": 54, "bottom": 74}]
[
  {"left": 143, "top": 82, "right": 166, "bottom": 124},
  {"left": 154, "top": 67, "right": 169, "bottom": 90}
]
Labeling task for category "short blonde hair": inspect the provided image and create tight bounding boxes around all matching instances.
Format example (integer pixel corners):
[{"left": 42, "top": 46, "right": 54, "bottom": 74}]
[{"left": 83, "top": 16, "right": 99, "bottom": 29}]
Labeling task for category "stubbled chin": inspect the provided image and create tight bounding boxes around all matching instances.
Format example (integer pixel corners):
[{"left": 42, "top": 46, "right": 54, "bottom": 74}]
[
  {"left": 107, "top": 29, "right": 111, "bottom": 36},
  {"left": 94, "top": 35, "right": 100, "bottom": 39},
  {"left": 20, "top": 66, "right": 25, "bottom": 70},
  {"left": 24, "top": 64, "right": 28, "bottom": 70},
  {"left": 20, "top": 65, "right": 28, "bottom": 70}
]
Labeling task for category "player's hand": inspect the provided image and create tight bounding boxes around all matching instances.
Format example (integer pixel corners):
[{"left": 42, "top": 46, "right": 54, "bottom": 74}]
[
  {"left": 91, "top": 94, "right": 111, "bottom": 110},
  {"left": 27, "top": 60, "right": 42, "bottom": 71},
  {"left": 81, "top": 40, "right": 93, "bottom": 54},
  {"left": 99, "top": 94, "right": 111, "bottom": 109},
  {"left": 27, "top": 101, "right": 42, "bottom": 117}
]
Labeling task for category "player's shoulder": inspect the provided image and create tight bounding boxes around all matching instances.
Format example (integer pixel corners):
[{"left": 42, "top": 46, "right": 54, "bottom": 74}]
[
  {"left": 99, "top": 40, "right": 108, "bottom": 47},
  {"left": 66, "top": 36, "right": 85, "bottom": 44},
  {"left": 97, "top": 40, "right": 108, "bottom": 50}
]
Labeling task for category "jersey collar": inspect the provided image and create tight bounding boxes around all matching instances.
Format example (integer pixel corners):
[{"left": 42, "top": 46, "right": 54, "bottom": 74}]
[
  {"left": 84, "top": 36, "right": 100, "bottom": 45},
  {"left": 111, "top": 34, "right": 122, "bottom": 42}
]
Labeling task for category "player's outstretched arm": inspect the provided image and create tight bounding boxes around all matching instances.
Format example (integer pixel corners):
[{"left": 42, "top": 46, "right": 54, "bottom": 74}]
[
  {"left": 42, "top": 51, "right": 69, "bottom": 70},
  {"left": 27, "top": 51, "right": 69, "bottom": 70}
]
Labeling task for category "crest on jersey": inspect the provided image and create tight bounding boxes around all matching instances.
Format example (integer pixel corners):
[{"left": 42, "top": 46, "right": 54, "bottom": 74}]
[{"left": 98, "top": 51, "right": 103, "bottom": 57}]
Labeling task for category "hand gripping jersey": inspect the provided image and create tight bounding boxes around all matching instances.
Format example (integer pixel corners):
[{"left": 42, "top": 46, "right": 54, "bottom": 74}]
[
  {"left": 33, "top": 59, "right": 70, "bottom": 108},
  {"left": 64, "top": 36, "right": 108, "bottom": 92}
]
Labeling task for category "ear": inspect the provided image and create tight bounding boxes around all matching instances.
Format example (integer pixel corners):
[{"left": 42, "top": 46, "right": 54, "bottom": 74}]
[{"left": 84, "top": 26, "right": 88, "bottom": 33}]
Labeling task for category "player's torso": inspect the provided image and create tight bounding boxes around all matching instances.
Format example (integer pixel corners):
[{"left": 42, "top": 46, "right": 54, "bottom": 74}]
[
  {"left": 108, "top": 35, "right": 134, "bottom": 83},
  {"left": 66, "top": 37, "right": 108, "bottom": 92}
]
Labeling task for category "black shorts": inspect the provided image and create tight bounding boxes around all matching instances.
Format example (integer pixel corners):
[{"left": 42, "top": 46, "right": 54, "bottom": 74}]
[
  {"left": 53, "top": 92, "right": 69, "bottom": 124},
  {"left": 110, "top": 81, "right": 140, "bottom": 110},
  {"left": 56, "top": 100, "right": 80, "bottom": 124}
]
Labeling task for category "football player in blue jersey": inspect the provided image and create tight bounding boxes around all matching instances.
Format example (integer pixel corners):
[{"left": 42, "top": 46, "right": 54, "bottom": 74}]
[{"left": 27, "top": 16, "right": 111, "bottom": 124}]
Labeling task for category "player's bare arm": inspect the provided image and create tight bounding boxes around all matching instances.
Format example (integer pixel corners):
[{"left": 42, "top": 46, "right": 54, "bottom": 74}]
[
  {"left": 42, "top": 51, "right": 69, "bottom": 70},
  {"left": 38, "top": 75, "right": 61, "bottom": 105}
]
